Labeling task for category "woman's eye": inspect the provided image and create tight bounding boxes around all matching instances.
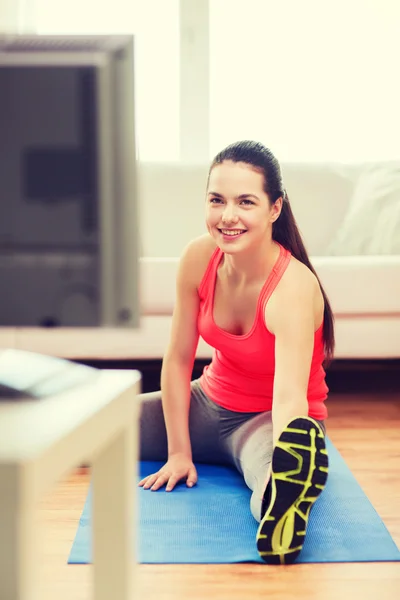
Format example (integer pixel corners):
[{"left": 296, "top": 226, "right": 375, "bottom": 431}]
[{"left": 209, "top": 197, "right": 254, "bottom": 205}]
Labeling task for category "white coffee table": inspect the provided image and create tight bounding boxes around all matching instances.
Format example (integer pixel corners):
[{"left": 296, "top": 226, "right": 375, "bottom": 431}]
[{"left": 0, "top": 350, "right": 141, "bottom": 600}]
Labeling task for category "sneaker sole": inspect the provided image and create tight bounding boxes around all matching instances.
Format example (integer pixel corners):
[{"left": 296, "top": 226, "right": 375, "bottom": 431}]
[{"left": 256, "top": 416, "right": 329, "bottom": 565}]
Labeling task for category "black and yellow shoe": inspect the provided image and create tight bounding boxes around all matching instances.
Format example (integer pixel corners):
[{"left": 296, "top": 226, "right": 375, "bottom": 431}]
[{"left": 256, "top": 416, "right": 328, "bottom": 565}]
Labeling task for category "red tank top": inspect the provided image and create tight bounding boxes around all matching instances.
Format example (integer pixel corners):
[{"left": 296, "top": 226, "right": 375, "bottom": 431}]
[{"left": 197, "top": 243, "right": 328, "bottom": 420}]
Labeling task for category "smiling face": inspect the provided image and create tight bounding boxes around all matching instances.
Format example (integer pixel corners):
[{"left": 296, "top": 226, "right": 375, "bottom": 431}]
[{"left": 205, "top": 160, "right": 281, "bottom": 253}]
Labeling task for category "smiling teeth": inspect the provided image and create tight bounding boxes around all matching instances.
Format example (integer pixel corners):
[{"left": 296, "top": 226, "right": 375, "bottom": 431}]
[{"left": 221, "top": 229, "right": 245, "bottom": 236}]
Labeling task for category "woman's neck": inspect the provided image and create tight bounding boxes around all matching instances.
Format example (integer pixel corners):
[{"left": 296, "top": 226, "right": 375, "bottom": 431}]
[{"left": 221, "top": 238, "right": 281, "bottom": 285}]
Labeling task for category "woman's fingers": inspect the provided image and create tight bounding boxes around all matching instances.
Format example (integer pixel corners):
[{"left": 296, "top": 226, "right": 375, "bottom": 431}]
[
  {"left": 151, "top": 472, "right": 173, "bottom": 491},
  {"left": 141, "top": 473, "right": 161, "bottom": 489},
  {"left": 143, "top": 476, "right": 158, "bottom": 489},
  {"left": 186, "top": 466, "right": 198, "bottom": 488},
  {"left": 138, "top": 475, "right": 151, "bottom": 487},
  {"left": 165, "top": 475, "right": 180, "bottom": 492},
  {"left": 139, "top": 466, "right": 197, "bottom": 492},
  {"left": 138, "top": 470, "right": 172, "bottom": 491}
]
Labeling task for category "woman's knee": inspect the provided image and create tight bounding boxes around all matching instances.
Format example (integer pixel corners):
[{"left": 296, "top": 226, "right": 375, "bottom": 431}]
[
  {"left": 250, "top": 487, "right": 264, "bottom": 523},
  {"left": 138, "top": 390, "right": 168, "bottom": 461}
]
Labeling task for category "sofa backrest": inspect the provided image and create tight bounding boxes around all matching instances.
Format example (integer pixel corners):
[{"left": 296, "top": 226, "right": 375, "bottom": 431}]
[
  {"left": 137, "top": 161, "right": 363, "bottom": 257},
  {"left": 139, "top": 255, "right": 400, "bottom": 316}
]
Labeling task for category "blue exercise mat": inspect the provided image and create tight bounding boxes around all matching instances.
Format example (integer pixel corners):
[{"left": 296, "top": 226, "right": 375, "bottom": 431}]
[{"left": 69, "top": 438, "right": 400, "bottom": 564}]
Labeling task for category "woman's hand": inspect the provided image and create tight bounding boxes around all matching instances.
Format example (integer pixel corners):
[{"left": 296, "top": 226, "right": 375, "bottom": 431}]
[{"left": 138, "top": 452, "right": 198, "bottom": 492}]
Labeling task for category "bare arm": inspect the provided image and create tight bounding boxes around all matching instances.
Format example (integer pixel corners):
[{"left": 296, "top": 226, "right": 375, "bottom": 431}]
[
  {"left": 266, "top": 265, "right": 319, "bottom": 446},
  {"left": 160, "top": 239, "right": 205, "bottom": 458},
  {"left": 139, "top": 238, "right": 210, "bottom": 492}
]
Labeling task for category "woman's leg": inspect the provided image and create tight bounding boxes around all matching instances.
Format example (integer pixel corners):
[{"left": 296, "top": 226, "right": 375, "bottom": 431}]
[
  {"left": 223, "top": 412, "right": 328, "bottom": 564},
  {"left": 221, "top": 411, "right": 274, "bottom": 522},
  {"left": 222, "top": 413, "right": 327, "bottom": 522},
  {"left": 256, "top": 416, "right": 328, "bottom": 564},
  {"left": 139, "top": 379, "right": 230, "bottom": 464},
  {"left": 138, "top": 389, "right": 169, "bottom": 461}
]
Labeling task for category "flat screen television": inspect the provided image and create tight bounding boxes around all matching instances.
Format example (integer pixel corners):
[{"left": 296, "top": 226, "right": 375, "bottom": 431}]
[{"left": 0, "top": 34, "right": 140, "bottom": 328}]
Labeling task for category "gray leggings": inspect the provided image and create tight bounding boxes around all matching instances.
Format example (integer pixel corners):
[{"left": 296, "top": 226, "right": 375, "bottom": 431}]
[{"left": 139, "top": 378, "right": 325, "bottom": 523}]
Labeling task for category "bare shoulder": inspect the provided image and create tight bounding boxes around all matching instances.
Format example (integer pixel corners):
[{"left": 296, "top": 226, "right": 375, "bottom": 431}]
[
  {"left": 280, "top": 256, "right": 320, "bottom": 297},
  {"left": 178, "top": 233, "right": 217, "bottom": 289},
  {"left": 266, "top": 255, "right": 323, "bottom": 332}
]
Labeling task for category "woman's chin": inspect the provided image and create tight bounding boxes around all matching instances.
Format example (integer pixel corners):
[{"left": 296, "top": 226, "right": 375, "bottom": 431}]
[{"left": 217, "top": 235, "right": 254, "bottom": 254}]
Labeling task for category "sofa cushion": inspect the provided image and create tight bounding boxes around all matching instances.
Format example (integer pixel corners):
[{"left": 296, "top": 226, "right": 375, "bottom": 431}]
[
  {"left": 313, "top": 255, "right": 400, "bottom": 314},
  {"left": 326, "top": 164, "right": 400, "bottom": 255},
  {"left": 140, "top": 257, "right": 179, "bottom": 315},
  {"left": 280, "top": 162, "right": 355, "bottom": 255}
]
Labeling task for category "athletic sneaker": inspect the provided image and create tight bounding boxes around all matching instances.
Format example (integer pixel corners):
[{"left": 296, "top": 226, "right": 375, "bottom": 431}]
[{"left": 256, "top": 416, "right": 329, "bottom": 565}]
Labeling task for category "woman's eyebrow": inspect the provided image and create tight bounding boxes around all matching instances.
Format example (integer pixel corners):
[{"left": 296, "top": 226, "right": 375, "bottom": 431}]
[{"left": 208, "top": 192, "right": 259, "bottom": 200}]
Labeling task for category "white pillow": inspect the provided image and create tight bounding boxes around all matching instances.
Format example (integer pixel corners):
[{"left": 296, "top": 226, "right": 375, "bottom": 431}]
[{"left": 327, "top": 164, "right": 400, "bottom": 255}]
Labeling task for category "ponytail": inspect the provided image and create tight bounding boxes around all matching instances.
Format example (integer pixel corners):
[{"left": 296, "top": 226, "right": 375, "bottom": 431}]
[{"left": 273, "top": 192, "right": 335, "bottom": 365}]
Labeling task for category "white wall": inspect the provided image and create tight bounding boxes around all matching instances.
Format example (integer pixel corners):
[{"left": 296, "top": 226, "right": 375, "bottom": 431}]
[{"left": 0, "top": 0, "right": 36, "bottom": 33}]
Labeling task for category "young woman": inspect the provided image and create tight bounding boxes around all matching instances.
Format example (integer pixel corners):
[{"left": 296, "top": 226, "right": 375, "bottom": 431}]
[{"left": 138, "top": 140, "right": 334, "bottom": 565}]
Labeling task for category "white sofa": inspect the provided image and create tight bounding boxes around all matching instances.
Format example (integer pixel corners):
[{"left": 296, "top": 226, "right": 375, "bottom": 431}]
[{"left": 1, "top": 161, "right": 399, "bottom": 360}]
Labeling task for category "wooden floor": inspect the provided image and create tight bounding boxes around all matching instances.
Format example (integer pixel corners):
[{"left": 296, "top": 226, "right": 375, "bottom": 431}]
[{"left": 38, "top": 393, "right": 400, "bottom": 600}]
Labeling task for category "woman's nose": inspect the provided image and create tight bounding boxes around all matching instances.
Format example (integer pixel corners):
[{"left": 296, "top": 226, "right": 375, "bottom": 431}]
[{"left": 222, "top": 207, "right": 238, "bottom": 224}]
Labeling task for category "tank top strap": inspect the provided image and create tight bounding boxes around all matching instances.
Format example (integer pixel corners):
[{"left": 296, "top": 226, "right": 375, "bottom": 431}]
[
  {"left": 198, "top": 245, "right": 223, "bottom": 299},
  {"left": 259, "top": 243, "right": 292, "bottom": 310}
]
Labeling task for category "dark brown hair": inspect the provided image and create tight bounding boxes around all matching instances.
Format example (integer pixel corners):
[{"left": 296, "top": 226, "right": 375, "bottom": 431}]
[{"left": 209, "top": 140, "right": 335, "bottom": 364}]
